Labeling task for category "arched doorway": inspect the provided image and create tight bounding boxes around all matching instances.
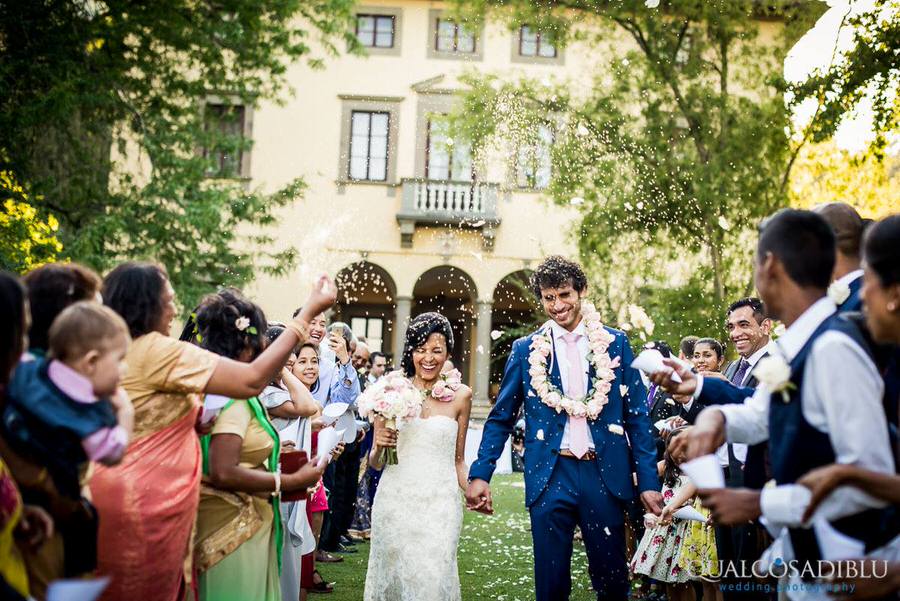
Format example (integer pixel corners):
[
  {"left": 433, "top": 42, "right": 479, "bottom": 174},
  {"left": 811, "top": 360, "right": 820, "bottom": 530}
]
[
  {"left": 334, "top": 262, "right": 397, "bottom": 359},
  {"left": 490, "top": 270, "right": 540, "bottom": 400},
  {"left": 412, "top": 266, "right": 477, "bottom": 383}
]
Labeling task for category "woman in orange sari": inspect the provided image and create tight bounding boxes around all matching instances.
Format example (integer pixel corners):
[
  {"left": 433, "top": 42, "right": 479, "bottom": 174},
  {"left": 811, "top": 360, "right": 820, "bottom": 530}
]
[{"left": 90, "top": 262, "right": 336, "bottom": 601}]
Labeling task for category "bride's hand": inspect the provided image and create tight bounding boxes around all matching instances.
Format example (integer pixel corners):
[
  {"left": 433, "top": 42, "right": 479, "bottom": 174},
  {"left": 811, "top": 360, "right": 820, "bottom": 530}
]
[{"left": 374, "top": 417, "right": 398, "bottom": 449}]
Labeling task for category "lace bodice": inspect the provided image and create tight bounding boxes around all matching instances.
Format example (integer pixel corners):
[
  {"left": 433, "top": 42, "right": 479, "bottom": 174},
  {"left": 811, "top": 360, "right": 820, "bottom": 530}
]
[{"left": 365, "top": 416, "right": 463, "bottom": 601}]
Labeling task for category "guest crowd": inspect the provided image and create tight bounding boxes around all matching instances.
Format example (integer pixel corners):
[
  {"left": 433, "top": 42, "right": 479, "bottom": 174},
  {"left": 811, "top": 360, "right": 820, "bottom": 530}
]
[
  {"left": 627, "top": 204, "right": 900, "bottom": 601},
  {"left": 0, "top": 202, "right": 897, "bottom": 601},
  {"left": 0, "top": 259, "right": 393, "bottom": 601}
]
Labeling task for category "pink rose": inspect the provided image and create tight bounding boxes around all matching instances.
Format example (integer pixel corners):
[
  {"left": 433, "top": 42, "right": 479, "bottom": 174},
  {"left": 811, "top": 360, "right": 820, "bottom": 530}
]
[
  {"left": 432, "top": 381, "right": 454, "bottom": 402},
  {"left": 444, "top": 369, "right": 462, "bottom": 388}
]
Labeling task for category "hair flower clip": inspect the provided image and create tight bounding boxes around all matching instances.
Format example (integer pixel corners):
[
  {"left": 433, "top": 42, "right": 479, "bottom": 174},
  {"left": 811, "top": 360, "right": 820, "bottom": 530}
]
[{"left": 235, "top": 316, "right": 251, "bottom": 331}]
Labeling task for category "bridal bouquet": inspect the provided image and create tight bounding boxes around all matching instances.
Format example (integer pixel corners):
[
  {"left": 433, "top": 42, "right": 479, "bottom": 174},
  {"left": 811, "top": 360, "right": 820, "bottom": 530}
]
[{"left": 357, "top": 370, "right": 423, "bottom": 465}]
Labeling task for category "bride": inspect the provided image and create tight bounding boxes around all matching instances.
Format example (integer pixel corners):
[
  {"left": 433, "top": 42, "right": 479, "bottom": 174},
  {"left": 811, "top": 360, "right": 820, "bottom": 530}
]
[{"left": 364, "top": 312, "right": 473, "bottom": 601}]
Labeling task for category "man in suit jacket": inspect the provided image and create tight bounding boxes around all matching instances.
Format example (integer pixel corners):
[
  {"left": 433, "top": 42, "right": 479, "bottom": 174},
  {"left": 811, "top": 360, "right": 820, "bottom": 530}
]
[
  {"left": 814, "top": 202, "right": 865, "bottom": 313},
  {"left": 466, "top": 256, "right": 661, "bottom": 601}
]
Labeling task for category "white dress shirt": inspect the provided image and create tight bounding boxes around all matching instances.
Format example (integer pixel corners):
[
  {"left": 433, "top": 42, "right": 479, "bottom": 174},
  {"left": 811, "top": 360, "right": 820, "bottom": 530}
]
[
  {"left": 739, "top": 342, "right": 774, "bottom": 386},
  {"left": 548, "top": 319, "right": 595, "bottom": 451}
]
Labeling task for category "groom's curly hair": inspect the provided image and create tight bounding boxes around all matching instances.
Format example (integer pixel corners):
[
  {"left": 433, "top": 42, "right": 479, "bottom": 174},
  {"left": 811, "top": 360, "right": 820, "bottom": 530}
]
[{"left": 530, "top": 256, "right": 588, "bottom": 299}]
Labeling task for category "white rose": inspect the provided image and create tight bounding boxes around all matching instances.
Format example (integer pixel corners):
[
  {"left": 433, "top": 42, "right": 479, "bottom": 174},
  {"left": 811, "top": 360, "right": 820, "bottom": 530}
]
[
  {"left": 754, "top": 356, "right": 794, "bottom": 402},
  {"left": 828, "top": 281, "right": 851, "bottom": 306}
]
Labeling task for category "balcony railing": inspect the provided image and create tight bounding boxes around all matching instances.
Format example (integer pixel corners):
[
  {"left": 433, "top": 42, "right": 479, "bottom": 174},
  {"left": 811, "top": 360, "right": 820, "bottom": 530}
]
[{"left": 396, "top": 178, "right": 501, "bottom": 249}]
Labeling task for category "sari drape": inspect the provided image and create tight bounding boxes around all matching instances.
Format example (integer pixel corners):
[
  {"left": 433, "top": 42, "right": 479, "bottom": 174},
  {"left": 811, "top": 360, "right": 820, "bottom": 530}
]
[
  {"left": 91, "top": 407, "right": 201, "bottom": 601},
  {"left": 89, "top": 331, "right": 219, "bottom": 601}
]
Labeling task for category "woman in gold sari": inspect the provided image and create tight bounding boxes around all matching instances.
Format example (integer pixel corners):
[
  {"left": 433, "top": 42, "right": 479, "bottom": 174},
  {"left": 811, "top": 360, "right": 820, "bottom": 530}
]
[
  {"left": 91, "top": 263, "right": 335, "bottom": 601},
  {"left": 191, "top": 289, "right": 324, "bottom": 600}
]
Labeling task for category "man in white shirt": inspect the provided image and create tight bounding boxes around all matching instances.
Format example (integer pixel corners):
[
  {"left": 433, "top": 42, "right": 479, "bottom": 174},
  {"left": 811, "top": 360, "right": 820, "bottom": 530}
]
[{"left": 651, "top": 209, "right": 893, "bottom": 600}]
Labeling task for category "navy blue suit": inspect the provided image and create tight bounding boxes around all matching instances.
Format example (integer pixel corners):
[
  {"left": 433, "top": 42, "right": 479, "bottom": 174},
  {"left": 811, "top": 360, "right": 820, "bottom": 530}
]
[{"left": 469, "top": 326, "right": 658, "bottom": 601}]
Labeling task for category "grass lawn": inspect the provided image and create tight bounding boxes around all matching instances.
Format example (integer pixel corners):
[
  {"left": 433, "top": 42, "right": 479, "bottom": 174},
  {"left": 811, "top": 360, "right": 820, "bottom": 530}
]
[{"left": 317, "top": 473, "right": 599, "bottom": 600}]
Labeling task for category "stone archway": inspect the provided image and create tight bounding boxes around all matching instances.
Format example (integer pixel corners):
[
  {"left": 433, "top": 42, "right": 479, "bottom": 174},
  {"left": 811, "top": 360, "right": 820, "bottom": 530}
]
[
  {"left": 489, "top": 270, "right": 540, "bottom": 400},
  {"left": 334, "top": 261, "right": 397, "bottom": 359},
  {"left": 410, "top": 265, "right": 478, "bottom": 383}
]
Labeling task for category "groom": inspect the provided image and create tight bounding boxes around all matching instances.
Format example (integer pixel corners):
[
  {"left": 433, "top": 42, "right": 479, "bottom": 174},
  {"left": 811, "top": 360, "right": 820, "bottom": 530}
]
[{"left": 466, "top": 256, "right": 662, "bottom": 601}]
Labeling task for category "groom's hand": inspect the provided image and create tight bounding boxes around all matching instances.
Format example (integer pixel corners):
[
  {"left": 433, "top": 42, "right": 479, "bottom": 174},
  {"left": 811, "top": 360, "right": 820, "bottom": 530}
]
[
  {"left": 640, "top": 490, "right": 664, "bottom": 516},
  {"left": 465, "top": 479, "right": 494, "bottom": 514}
]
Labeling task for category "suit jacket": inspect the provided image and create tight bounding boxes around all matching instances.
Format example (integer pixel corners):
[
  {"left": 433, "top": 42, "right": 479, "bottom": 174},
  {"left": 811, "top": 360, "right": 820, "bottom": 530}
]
[{"left": 469, "top": 325, "right": 659, "bottom": 507}]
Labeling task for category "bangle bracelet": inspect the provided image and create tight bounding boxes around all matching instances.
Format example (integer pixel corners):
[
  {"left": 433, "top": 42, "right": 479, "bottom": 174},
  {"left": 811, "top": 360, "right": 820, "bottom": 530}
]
[
  {"left": 271, "top": 471, "right": 281, "bottom": 497},
  {"left": 285, "top": 318, "right": 309, "bottom": 342}
]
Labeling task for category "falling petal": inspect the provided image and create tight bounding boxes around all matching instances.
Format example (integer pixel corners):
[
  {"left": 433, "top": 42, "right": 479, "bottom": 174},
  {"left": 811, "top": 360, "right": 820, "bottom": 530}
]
[{"left": 491, "top": 329, "right": 503, "bottom": 340}]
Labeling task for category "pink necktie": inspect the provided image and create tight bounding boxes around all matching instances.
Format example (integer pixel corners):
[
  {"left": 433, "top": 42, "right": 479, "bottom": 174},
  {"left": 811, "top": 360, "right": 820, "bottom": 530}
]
[{"left": 563, "top": 332, "right": 590, "bottom": 458}]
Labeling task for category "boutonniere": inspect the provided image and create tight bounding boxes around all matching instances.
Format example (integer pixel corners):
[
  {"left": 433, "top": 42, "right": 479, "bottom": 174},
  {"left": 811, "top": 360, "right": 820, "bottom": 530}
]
[
  {"left": 754, "top": 356, "right": 795, "bottom": 402},
  {"left": 827, "top": 281, "right": 851, "bottom": 306}
]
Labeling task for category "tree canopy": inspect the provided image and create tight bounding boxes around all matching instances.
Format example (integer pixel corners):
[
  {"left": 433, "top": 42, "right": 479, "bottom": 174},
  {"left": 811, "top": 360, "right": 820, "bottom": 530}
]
[
  {"left": 448, "top": 0, "right": 822, "bottom": 345},
  {"left": 0, "top": 0, "right": 358, "bottom": 306},
  {"left": 791, "top": 0, "right": 900, "bottom": 155}
]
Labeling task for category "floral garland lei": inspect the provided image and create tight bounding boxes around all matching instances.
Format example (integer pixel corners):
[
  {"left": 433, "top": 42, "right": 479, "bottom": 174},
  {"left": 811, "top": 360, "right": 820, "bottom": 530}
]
[{"left": 527, "top": 301, "right": 620, "bottom": 419}]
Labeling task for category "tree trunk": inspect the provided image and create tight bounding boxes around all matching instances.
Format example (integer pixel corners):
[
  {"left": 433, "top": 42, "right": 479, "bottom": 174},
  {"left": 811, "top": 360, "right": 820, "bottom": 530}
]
[{"left": 709, "top": 238, "right": 725, "bottom": 303}]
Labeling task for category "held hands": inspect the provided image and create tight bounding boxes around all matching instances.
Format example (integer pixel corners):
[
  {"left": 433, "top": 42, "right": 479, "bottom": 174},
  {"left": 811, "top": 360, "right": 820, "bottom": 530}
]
[{"left": 465, "top": 478, "right": 494, "bottom": 515}]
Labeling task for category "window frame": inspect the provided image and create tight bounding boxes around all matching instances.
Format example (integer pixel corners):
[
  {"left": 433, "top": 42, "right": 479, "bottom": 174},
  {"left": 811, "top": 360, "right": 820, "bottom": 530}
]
[
  {"left": 352, "top": 6, "right": 402, "bottom": 57},
  {"left": 510, "top": 25, "right": 565, "bottom": 66},
  {"left": 348, "top": 110, "right": 391, "bottom": 182},
  {"left": 518, "top": 26, "right": 557, "bottom": 59},
  {"left": 515, "top": 123, "right": 554, "bottom": 191},
  {"left": 337, "top": 95, "right": 402, "bottom": 186},
  {"left": 425, "top": 117, "right": 474, "bottom": 182},
  {"left": 426, "top": 10, "right": 484, "bottom": 62},
  {"left": 355, "top": 14, "right": 395, "bottom": 49},
  {"left": 201, "top": 98, "right": 253, "bottom": 180}
]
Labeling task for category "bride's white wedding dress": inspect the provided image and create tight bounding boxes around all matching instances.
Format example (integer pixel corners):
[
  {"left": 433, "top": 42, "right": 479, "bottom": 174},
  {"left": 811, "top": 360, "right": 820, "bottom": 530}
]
[{"left": 364, "top": 415, "right": 463, "bottom": 601}]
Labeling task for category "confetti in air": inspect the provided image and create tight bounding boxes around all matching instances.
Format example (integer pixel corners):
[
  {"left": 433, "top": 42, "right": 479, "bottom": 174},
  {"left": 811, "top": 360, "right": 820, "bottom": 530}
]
[
  {"left": 490, "top": 330, "right": 503, "bottom": 341},
  {"left": 644, "top": 0, "right": 660, "bottom": 7},
  {"left": 717, "top": 216, "right": 731, "bottom": 231}
]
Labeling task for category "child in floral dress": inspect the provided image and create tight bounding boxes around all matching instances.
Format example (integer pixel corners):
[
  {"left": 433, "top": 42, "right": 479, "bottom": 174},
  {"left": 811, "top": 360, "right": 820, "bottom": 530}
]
[{"left": 630, "top": 428, "right": 693, "bottom": 601}]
